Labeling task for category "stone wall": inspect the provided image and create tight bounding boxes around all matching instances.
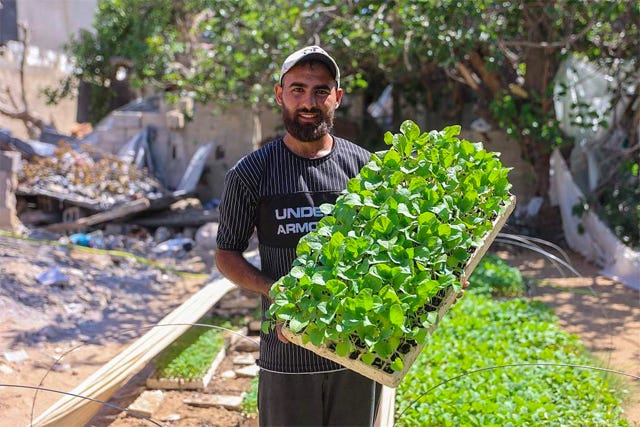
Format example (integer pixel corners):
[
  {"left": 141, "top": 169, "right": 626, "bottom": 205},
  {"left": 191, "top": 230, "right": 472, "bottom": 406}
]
[
  {"left": 0, "top": 43, "right": 78, "bottom": 139},
  {"left": 15, "top": 0, "right": 97, "bottom": 52},
  {"left": 0, "top": 150, "right": 23, "bottom": 232}
]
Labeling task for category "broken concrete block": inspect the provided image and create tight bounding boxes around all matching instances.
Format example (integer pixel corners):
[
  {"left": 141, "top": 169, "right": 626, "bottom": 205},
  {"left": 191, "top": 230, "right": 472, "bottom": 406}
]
[
  {"left": 166, "top": 110, "right": 185, "bottom": 129},
  {"left": 233, "top": 354, "right": 256, "bottom": 366},
  {"left": 178, "top": 96, "right": 194, "bottom": 116},
  {"left": 231, "top": 336, "right": 260, "bottom": 353},
  {"left": 128, "top": 389, "right": 165, "bottom": 418},
  {"left": 3, "top": 349, "right": 28, "bottom": 363},
  {"left": 140, "top": 112, "right": 166, "bottom": 128},
  {"left": 220, "top": 370, "right": 237, "bottom": 379},
  {"left": 0, "top": 364, "right": 15, "bottom": 374},
  {"left": 0, "top": 151, "right": 21, "bottom": 173},
  {"left": 0, "top": 153, "right": 23, "bottom": 233},
  {"left": 183, "top": 394, "right": 244, "bottom": 411},
  {"left": 95, "top": 128, "right": 128, "bottom": 154},
  {"left": 112, "top": 111, "right": 143, "bottom": 129},
  {"left": 235, "top": 364, "right": 259, "bottom": 378}
]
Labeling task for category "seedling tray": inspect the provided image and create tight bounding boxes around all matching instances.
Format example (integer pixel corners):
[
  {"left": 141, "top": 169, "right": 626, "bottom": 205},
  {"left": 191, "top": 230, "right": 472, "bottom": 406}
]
[{"left": 283, "top": 195, "right": 515, "bottom": 388}]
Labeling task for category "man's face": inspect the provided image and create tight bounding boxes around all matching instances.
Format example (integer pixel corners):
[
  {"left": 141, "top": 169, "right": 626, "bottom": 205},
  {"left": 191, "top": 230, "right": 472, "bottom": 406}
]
[{"left": 275, "top": 62, "right": 343, "bottom": 142}]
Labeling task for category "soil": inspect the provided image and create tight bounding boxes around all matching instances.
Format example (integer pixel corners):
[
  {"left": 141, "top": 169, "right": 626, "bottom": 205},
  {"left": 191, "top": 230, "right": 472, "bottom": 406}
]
[{"left": 0, "top": 231, "right": 638, "bottom": 426}]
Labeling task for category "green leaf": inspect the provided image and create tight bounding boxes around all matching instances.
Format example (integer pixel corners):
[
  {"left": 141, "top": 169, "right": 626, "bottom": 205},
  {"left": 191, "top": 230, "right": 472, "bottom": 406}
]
[
  {"left": 335, "top": 341, "right": 352, "bottom": 357},
  {"left": 390, "top": 357, "right": 404, "bottom": 372},
  {"left": 289, "top": 317, "right": 309, "bottom": 333},
  {"left": 360, "top": 352, "right": 376, "bottom": 365},
  {"left": 389, "top": 303, "right": 405, "bottom": 326},
  {"left": 401, "top": 120, "right": 420, "bottom": 141},
  {"left": 443, "top": 125, "right": 461, "bottom": 139}
]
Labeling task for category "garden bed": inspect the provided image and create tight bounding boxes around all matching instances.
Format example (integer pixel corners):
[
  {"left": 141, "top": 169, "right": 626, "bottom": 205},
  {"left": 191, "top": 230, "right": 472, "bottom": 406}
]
[{"left": 146, "top": 320, "right": 226, "bottom": 390}]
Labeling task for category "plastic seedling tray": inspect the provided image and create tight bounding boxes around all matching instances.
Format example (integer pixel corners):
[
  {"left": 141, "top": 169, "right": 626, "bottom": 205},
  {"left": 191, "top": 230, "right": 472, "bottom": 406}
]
[{"left": 282, "top": 195, "right": 516, "bottom": 388}]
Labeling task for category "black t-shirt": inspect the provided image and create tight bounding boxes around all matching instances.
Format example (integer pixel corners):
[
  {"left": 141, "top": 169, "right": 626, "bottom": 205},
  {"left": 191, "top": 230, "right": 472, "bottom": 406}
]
[{"left": 217, "top": 136, "right": 371, "bottom": 373}]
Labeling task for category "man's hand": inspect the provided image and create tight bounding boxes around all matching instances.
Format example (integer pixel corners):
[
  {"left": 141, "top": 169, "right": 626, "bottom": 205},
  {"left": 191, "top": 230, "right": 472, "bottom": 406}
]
[{"left": 275, "top": 323, "right": 290, "bottom": 343}]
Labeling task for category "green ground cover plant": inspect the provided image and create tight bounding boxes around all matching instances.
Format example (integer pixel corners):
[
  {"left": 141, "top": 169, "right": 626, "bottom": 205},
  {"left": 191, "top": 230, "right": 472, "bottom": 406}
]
[
  {"left": 395, "top": 263, "right": 630, "bottom": 426},
  {"left": 469, "top": 253, "right": 526, "bottom": 298},
  {"left": 153, "top": 317, "right": 226, "bottom": 380},
  {"left": 266, "top": 121, "right": 513, "bottom": 374},
  {"left": 242, "top": 376, "right": 259, "bottom": 415}
]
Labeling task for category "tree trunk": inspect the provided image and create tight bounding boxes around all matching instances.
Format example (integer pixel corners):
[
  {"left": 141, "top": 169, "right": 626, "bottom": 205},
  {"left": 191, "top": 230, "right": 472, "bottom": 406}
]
[{"left": 520, "top": 2, "right": 560, "bottom": 198}]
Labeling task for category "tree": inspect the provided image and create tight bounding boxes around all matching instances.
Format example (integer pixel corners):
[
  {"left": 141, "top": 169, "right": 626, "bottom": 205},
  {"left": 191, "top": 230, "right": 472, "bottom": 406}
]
[{"left": 63, "top": 1, "right": 639, "bottom": 205}]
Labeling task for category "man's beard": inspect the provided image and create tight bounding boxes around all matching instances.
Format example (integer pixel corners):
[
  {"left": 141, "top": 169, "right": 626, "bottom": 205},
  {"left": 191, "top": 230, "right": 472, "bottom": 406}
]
[{"left": 282, "top": 106, "right": 335, "bottom": 142}]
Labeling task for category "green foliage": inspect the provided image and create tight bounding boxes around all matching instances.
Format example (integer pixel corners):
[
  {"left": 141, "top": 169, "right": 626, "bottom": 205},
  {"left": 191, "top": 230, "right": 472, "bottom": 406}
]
[
  {"left": 395, "top": 294, "right": 630, "bottom": 426},
  {"left": 266, "top": 121, "right": 512, "bottom": 373},
  {"left": 153, "top": 318, "right": 225, "bottom": 380},
  {"left": 60, "top": 1, "right": 638, "bottom": 201},
  {"left": 242, "top": 375, "right": 259, "bottom": 415},
  {"left": 469, "top": 253, "right": 526, "bottom": 298},
  {"left": 597, "top": 162, "right": 640, "bottom": 249},
  {"left": 489, "top": 91, "right": 565, "bottom": 148},
  {"left": 573, "top": 160, "right": 640, "bottom": 249},
  {"left": 60, "top": 0, "right": 207, "bottom": 122}
]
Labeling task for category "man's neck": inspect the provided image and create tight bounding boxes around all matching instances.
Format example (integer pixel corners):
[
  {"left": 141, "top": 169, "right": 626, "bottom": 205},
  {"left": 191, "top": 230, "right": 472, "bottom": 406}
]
[{"left": 283, "top": 134, "right": 334, "bottom": 159}]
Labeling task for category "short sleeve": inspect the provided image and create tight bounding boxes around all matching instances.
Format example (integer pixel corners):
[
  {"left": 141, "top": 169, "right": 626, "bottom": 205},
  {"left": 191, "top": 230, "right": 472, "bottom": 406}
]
[{"left": 216, "top": 168, "right": 257, "bottom": 252}]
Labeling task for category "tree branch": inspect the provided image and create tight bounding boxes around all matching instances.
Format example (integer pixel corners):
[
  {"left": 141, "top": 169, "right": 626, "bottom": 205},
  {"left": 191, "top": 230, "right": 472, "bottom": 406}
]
[
  {"left": 0, "top": 22, "right": 48, "bottom": 138},
  {"left": 499, "top": 14, "right": 598, "bottom": 49}
]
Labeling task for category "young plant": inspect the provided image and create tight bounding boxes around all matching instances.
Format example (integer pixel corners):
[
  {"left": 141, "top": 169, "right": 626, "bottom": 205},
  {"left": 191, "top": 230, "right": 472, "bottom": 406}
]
[{"left": 266, "top": 121, "right": 513, "bottom": 373}]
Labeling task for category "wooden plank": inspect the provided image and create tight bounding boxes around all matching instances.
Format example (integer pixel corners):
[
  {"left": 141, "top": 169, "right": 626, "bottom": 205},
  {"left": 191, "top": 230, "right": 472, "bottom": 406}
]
[
  {"left": 374, "top": 386, "right": 395, "bottom": 427},
  {"left": 31, "top": 276, "right": 238, "bottom": 427},
  {"left": 46, "top": 197, "right": 151, "bottom": 232},
  {"left": 16, "top": 186, "right": 103, "bottom": 210},
  {"left": 283, "top": 196, "right": 516, "bottom": 388}
]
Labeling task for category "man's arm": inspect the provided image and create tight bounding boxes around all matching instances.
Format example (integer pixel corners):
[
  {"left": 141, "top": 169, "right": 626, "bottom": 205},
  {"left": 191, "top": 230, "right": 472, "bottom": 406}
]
[
  {"left": 216, "top": 249, "right": 290, "bottom": 343},
  {"left": 215, "top": 249, "right": 274, "bottom": 299}
]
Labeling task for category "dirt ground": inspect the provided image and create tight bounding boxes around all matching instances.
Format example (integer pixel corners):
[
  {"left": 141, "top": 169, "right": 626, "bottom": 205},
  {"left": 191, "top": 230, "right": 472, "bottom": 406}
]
[{"left": 0, "top": 231, "right": 638, "bottom": 426}]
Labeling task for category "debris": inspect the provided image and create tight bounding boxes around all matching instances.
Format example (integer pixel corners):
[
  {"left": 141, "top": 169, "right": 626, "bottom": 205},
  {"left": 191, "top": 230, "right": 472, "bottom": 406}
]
[
  {"left": 128, "top": 389, "right": 165, "bottom": 418},
  {"left": 232, "top": 354, "right": 256, "bottom": 366},
  {"left": 220, "top": 370, "right": 236, "bottom": 379},
  {"left": 50, "top": 362, "right": 72, "bottom": 373},
  {"left": 153, "top": 237, "right": 194, "bottom": 254},
  {"left": 0, "top": 364, "right": 15, "bottom": 374},
  {"left": 4, "top": 349, "right": 29, "bottom": 363},
  {"left": 183, "top": 394, "right": 244, "bottom": 411},
  {"left": 37, "top": 267, "right": 70, "bottom": 287},
  {"left": 69, "top": 233, "right": 92, "bottom": 247},
  {"left": 470, "top": 117, "right": 493, "bottom": 132},
  {"left": 235, "top": 364, "right": 259, "bottom": 378},
  {"left": 18, "top": 143, "right": 167, "bottom": 210},
  {"left": 195, "top": 222, "right": 218, "bottom": 250},
  {"left": 153, "top": 226, "right": 172, "bottom": 244},
  {"left": 248, "top": 320, "right": 262, "bottom": 333}
]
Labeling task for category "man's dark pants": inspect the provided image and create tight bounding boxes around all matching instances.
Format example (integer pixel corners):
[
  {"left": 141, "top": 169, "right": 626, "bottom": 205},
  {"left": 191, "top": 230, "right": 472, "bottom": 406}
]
[{"left": 258, "top": 369, "right": 383, "bottom": 426}]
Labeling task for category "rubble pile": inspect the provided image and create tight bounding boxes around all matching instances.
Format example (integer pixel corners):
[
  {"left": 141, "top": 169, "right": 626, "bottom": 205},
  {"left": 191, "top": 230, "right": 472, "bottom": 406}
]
[
  {"left": 19, "top": 143, "right": 167, "bottom": 209},
  {"left": 0, "top": 229, "right": 215, "bottom": 344}
]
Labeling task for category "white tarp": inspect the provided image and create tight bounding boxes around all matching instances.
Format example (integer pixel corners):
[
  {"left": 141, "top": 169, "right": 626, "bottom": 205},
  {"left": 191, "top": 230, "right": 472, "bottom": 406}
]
[
  {"left": 553, "top": 54, "right": 636, "bottom": 193},
  {"left": 549, "top": 149, "right": 639, "bottom": 290}
]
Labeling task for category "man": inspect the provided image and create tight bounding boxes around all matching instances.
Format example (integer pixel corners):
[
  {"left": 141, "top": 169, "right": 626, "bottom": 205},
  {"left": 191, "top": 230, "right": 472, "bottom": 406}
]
[{"left": 215, "top": 45, "right": 381, "bottom": 426}]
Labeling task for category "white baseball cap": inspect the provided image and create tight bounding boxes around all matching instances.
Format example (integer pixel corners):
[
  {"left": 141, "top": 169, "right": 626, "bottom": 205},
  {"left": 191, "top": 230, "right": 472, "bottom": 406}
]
[{"left": 279, "top": 45, "right": 340, "bottom": 88}]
